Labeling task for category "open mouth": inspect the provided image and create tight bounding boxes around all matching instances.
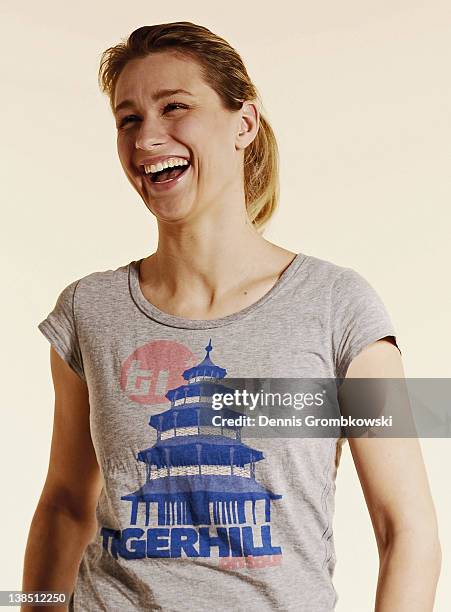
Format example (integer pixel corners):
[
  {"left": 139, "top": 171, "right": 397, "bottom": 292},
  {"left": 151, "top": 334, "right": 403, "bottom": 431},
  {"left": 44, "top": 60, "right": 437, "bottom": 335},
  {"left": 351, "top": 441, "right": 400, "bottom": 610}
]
[{"left": 145, "top": 162, "right": 191, "bottom": 184}]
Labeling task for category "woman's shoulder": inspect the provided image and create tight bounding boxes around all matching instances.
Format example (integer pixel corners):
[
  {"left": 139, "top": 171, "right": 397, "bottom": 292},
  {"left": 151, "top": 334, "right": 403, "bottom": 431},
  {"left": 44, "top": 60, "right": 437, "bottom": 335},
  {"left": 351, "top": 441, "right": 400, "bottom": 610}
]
[
  {"left": 77, "top": 259, "right": 132, "bottom": 285},
  {"left": 52, "top": 259, "right": 134, "bottom": 310},
  {"left": 300, "top": 251, "right": 365, "bottom": 288},
  {"left": 305, "top": 252, "right": 393, "bottom": 313}
]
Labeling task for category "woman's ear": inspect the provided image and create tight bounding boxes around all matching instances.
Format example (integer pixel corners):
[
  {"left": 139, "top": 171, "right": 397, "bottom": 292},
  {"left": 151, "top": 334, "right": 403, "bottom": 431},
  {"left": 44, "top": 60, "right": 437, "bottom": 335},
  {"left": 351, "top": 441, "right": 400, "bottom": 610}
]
[{"left": 235, "top": 101, "right": 259, "bottom": 150}]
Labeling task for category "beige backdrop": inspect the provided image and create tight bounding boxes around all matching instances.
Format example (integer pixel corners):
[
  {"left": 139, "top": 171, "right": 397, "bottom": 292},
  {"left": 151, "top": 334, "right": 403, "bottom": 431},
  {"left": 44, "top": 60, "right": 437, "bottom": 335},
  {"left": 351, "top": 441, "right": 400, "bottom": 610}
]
[{"left": 2, "top": 1, "right": 450, "bottom": 610}]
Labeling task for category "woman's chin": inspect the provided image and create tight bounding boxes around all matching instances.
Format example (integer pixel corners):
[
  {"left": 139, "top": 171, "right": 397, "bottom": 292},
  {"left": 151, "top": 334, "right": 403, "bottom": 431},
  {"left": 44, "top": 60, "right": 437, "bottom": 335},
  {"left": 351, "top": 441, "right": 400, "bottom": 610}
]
[{"left": 144, "top": 198, "right": 194, "bottom": 223}]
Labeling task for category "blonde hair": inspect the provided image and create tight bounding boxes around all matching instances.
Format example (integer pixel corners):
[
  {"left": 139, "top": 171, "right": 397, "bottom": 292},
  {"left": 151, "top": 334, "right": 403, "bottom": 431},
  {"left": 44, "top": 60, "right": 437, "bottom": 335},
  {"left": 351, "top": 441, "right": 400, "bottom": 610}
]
[{"left": 98, "top": 22, "right": 279, "bottom": 232}]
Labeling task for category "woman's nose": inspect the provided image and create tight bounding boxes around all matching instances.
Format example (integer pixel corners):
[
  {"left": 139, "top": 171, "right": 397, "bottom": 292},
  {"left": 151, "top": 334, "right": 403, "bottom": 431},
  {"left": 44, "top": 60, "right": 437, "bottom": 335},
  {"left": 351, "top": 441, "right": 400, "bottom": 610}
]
[{"left": 134, "top": 119, "right": 168, "bottom": 150}]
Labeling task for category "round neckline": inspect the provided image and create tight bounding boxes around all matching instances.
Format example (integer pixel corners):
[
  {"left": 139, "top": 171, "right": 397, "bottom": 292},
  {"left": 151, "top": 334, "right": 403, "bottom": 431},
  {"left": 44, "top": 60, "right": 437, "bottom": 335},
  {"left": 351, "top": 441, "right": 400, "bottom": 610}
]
[{"left": 128, "top": 252, "right": 308, "bottom": 329}]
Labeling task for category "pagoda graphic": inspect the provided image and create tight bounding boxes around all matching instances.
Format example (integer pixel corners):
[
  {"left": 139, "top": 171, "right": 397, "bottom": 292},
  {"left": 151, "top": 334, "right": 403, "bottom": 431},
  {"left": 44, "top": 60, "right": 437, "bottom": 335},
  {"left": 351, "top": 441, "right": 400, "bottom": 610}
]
[{"left": 120, "top": 339, "right": 282, "bottom": 558}]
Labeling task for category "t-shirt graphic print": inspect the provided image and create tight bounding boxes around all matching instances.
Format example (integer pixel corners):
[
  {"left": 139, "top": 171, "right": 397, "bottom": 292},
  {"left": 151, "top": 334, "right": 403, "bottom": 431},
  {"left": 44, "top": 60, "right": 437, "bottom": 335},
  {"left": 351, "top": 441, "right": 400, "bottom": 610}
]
[
  {"left": 37, "top": 252, "right": 400, "bottom": 612},
  {"left": 103, "top": 338, "right": 283, "bottom": 567}
]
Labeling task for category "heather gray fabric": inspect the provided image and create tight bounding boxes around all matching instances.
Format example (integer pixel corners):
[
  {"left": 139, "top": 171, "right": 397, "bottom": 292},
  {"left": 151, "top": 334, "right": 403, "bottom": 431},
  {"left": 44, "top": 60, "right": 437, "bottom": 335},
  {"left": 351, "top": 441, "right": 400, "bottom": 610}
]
[{"left": 37, "top": 252, "right": 399, "bottom": 612}]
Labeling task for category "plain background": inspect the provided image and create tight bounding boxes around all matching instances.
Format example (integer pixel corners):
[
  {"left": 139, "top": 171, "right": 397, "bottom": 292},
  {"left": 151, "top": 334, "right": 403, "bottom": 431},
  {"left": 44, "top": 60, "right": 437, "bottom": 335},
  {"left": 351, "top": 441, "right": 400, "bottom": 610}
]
[{"left": 2, "top": 1, "right": 450, "bottom": 610}]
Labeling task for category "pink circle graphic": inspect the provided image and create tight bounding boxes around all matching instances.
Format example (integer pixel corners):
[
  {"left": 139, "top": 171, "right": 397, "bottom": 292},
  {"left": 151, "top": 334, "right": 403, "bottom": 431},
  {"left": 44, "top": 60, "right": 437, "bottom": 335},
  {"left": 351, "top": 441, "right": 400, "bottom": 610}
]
[{"left": 120, "top": 339, "right": 197, "bottom": 405}]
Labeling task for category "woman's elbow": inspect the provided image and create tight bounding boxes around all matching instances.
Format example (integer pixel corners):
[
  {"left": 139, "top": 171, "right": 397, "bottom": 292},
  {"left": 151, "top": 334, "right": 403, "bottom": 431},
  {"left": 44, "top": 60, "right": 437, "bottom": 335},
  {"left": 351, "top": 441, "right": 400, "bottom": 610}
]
[{"left": 381, "top": 519, "right": 442, "bottom": 573}]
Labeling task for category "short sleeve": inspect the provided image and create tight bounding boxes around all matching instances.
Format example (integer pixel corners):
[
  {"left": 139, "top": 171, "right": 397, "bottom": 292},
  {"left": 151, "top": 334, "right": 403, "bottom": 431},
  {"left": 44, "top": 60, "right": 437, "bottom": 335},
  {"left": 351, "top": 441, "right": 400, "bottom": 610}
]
[
  {"left": 38, "top": 279, "right": 86, "bottom": 381},
  {"left": 330, "top": 268, "right": 401, "bottom": 379}
]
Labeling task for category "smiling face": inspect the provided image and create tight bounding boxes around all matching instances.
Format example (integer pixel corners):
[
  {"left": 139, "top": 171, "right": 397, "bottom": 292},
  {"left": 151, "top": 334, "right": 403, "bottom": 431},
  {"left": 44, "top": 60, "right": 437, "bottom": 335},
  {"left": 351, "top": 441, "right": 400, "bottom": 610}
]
[{"left": 113, "top": 50, "right": 255, "bottom": 223}]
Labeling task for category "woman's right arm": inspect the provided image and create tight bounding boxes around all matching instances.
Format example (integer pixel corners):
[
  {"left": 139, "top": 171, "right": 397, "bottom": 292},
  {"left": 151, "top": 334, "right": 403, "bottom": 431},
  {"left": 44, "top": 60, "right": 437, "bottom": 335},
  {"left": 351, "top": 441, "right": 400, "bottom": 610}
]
[{"left": 21, "top": 346, "right": 103, "bottom": 611}]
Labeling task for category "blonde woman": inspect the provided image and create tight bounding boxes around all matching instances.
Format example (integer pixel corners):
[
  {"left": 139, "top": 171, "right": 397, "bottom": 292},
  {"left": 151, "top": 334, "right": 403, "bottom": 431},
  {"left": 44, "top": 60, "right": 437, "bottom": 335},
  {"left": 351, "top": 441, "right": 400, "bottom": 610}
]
[{"left": 23, "top": 22, "right": 441, "bottom": 612}]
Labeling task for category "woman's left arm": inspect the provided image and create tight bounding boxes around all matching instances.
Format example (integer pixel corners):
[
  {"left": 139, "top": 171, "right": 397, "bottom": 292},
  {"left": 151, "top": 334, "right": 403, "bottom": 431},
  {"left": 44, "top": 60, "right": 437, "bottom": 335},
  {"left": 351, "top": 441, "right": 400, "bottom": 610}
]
[{"left": 345, "top": 339, "right": 442, "bottom": 612}]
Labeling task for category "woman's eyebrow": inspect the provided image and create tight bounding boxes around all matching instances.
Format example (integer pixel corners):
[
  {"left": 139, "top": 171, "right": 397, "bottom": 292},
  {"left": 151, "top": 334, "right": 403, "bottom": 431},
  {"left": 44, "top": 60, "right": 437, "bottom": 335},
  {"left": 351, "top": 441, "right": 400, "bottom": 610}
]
[{"left": 114, "top": 89, "right": 194, "bottom": 113}]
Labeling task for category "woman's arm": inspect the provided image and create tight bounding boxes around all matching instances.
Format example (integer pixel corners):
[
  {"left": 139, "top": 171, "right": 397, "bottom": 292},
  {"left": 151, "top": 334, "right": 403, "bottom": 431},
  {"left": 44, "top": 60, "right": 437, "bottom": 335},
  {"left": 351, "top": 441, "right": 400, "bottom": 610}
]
[
  {"left": 21, "top": 347, "right": 103, "bottom": 611},
  {"left": 344, "top": 339, "right": 442, "bottom": 612}
]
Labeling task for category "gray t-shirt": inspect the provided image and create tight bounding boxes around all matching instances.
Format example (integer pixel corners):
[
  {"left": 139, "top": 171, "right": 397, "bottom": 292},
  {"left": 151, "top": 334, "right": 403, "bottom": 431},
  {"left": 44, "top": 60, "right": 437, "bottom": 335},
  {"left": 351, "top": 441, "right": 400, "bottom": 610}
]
[{"left": 37, "top": 252, "right": 399, "bottom": 612}]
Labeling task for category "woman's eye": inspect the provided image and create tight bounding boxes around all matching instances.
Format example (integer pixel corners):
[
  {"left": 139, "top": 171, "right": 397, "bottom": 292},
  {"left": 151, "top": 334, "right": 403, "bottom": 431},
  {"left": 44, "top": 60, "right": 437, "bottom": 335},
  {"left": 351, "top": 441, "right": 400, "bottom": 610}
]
[
  {"left": 118, "top": 115, "right": 139, "bottom": 128},
  {"left": 117, "top": 104, "right": 187, "bottom": 129},
  {"left": 163, "top": 102, "right": 187, "bottom": 114}
]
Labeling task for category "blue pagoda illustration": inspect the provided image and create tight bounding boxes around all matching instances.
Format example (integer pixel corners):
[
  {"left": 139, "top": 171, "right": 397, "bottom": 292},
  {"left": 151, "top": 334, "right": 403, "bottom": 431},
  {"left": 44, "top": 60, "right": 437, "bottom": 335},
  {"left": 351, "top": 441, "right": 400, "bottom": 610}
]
[{"left": 121, "top": 339, "right": 282, "bottom": 531}]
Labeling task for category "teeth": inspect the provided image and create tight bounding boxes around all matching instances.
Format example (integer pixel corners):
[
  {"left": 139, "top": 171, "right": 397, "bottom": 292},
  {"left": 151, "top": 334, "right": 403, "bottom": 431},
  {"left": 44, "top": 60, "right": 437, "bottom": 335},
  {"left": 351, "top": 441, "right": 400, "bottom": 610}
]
[{"left": 143, "top": 158, "right": 189, "bottom": 174}]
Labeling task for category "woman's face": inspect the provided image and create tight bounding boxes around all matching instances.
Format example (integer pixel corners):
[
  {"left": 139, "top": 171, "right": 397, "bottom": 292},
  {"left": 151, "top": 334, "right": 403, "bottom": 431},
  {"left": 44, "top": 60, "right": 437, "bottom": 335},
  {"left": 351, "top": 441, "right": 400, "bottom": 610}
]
[{"left": 113, "top": 50, "right": 257, "bottom": 223}]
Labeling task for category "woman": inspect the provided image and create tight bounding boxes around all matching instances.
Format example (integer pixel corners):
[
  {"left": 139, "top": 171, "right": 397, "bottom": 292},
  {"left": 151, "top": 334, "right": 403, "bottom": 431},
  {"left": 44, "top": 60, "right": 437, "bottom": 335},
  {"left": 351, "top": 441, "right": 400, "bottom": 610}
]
[{"left": 23, "top": 22, "right": 441, "bottom": 611}]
